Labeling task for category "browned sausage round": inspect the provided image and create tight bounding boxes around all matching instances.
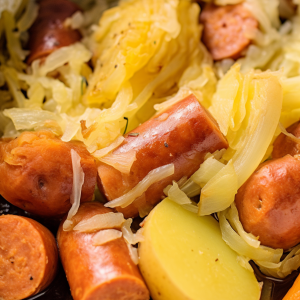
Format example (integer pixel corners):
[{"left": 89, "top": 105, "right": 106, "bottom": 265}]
[
  {"left": 57, "top": 202, "right": 150, "bottom": 300},
  {"left": 0, "top": 131, "right": 97, "bottom": 217},
  {"left": 235, "top": 155, "right": 300, "bottom": 250},
  {"left": 97, "top": 94, "right": 228, "bottom": 218},
  {"left": 199, "top": 4, "right": 258, "bottom": 60},
  {"left": 0, "top": 215, "right": 58, "bottom": 300},
  {"left": 272, "top": 121, "right": 300, "bottom": 159},
  {"left": 27, "top": 0, "right": 82, "bottom": 64}
]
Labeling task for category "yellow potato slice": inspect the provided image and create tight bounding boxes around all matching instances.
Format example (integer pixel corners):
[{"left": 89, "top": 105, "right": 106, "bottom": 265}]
[{"left": 139, "top": 198, "right": 261, "bottom": 300}]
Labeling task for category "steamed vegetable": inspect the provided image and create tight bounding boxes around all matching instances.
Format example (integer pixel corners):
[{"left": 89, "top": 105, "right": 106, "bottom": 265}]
[
  {"left": 198, "top": 64, "right": 283, "bottom": 215},
  {"left": 1, "top": 0, "right": 216, "bottom": 156},
  {"left": 139, "top": 198, "right": 261, "bottom": 300}
]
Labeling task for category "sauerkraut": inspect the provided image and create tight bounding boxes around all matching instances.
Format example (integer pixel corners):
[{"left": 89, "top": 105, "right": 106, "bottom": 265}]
[
  {"left": 1, "top": 0, "right": 300, "bottom": 285},
  {"left": 0, "top": 0, "right": 216, "bottom": 157}
]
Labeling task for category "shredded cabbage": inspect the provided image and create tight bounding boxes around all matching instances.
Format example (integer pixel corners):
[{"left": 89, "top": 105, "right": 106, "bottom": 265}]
[
  {"left": 93, "top": 136, "right": 125, "bottom": 158},
  {"left": 278, "top": 122, "right": 300, "bottom": 143},
  {"left": 93, "top": 229, "right": 122, "bottom": 246},
  {"left": 199, "top": 160, "right": 238, "bottom": 215},
  {"left": 0, "top": 0, "right": 216, "bottom": 158},
  {"left": 63, "top": 149, "right": 85, "bottom": 231},
  {"left": 121, "top": 219, "right": 145, "bottom": 245},
  {"left": 167, "top": 181, "right": 192, "bottom": 205},
  {"left": 219, "top": 209, "right": 283, "bottom": 262},
  {"left": 219, "top": 204, "right": 300, "bottom": 278},
  {"left": 198, "top": 65, "right": 282, "bottom": 215},
  {"left": 105, "top": 163, "right": 174, "bottom": 208},
  {"left": 126, "top": 242, "right": 139, "bottom": 265},
  {"left": 73, "top": 212, "right": 125, "bottom": 233},
  {"left": 98, "top": 150, "right": 137, "bottom": 174},
  {"left": 191, "top": 156, "right": 225, "bottom": 188}
]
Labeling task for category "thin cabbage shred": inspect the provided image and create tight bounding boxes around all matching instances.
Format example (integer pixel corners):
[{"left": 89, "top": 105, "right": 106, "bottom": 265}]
[
  {"left": 198, "top": 65, "right": 282, "bottom": 215},
  {"left": 73, "top": 212, "right": 125, "bottom": 233},
  {"left": 63, "top": 149, "right": 85, "bottom": 231},
  {"left": 126, "top": 242, "right": 139, "bottom": 265},
  {"left": 93, "top": 136, "right": 125, "bottom": 158},
  {"left": 167, "top": 181, "right": 192, "bottom": 205},
  {"left": 163, "top": 180, "right": 198, "bottom": 214},
  {"left": 93, "top": 229, "right": 122, "bottom": 246},
  {"left": 278, "top": 122, "right": 300, "bottom": 143},
  {"left": 98, "top": 150, "right": 137, "bottom": 174},
  {"left": 105, "top": 163, "right": 174, "bottom": 208},
  {"left": 219, "top": 204, "right": 300, "bottom": 278},
  {"left": 121, "top": 219, "right": 145, "bottom": 245}
]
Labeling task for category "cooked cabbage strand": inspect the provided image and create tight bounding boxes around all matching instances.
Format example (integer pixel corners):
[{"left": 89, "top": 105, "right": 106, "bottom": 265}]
[{"left": 198, "top": 65, "right": 282, "bottom": 215}]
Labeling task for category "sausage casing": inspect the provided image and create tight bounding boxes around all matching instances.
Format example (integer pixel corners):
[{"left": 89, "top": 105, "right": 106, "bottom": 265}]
[
  {"left": 27, "top": 0, "right": 82, "bottom": 64},
  {"left": 0, "top": 215, "right": 58, "bottom": 300},
  {"left": 57, "top": 202, "right": 150, "bottom": 300},
  {"left": 272, "top": 121, "right": 300, "bottom": 159},
  {"left": 0, "top": 131, "right": 97, "bottom": 217},
  {"left": 235, "top": 155, "right": 300, "bottom": 250},
  {"left": 200, "top": 4, "right": 258, "bottom": 60},
  {"left": 97, "top": 94, "right": 228, "bottom": 218}
]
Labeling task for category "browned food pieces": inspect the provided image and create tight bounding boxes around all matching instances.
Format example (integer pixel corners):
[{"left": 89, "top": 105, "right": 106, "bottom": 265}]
[
  {"left": 0, "top": 215, "right": 58, "bottom": 300},
  {"left": 279, "top": 0, "right": 297, "bottom": 19},
  {"left": 97, "top": 94, "right": 228, "bottom": 218},
  {"left": 57, "top": 202, "right": 150, "bottom": 300},
  {"left": 200, "top": 3, "right": 258, "bottom": 60},
  {"left": 235, "top": 155, "right": 300, "bottom": 250},
  {"left": 27, "top": 0, "right": 82, "bottom": 64},
  {"left": 272, "top": 121, "right": 300, "bottom": 159},
  {"left": 0, "top": 131, "right": 97, "bottom": 217}
]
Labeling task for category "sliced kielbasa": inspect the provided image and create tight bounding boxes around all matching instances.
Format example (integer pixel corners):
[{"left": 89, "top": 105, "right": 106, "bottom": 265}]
[
  {"left": 27, "top": 0, "right": 82, "bottom": 64},
  {"left": 57, "top": 202, "right": 150, "bottom": 300},
  {"left": 97, "top": 94, "right": 228, "bottom": 218},
  {"left": 0, "top": 131, "right": 97, "bottom": 217},
  {"left": 272, "top": 121, "right": 300, "bottom": 159},
  {"left": 235, "top": 155, "right": 300, "bottom": 250},
  {"left": 0, "top": 215, "right": 58, "bottom": 300},
  {"left": 200, "top": 3, "right": 258, "bottom": 60}
]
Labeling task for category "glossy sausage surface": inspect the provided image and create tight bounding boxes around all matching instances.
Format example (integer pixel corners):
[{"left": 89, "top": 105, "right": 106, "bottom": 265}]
[
  {"left": 235, "top": 155, "right": 300, "bottom": 250},
  {"left": 0, "top": 131, "right": 97, "bottom": 217},
  {"left": 27, "top": 0, "right": 82, "bottom": 64},
  {"left": 200, "top": 4, "right": 258, "bottom": 60},
  {"left": 0, "top": 215, "right": 58, "bottom": 300},
  {"left": 97, "top": 94, "right": 228, "bottom": 218},
  {"left": 272, "top": 121, "right": 300, "bottom": 159},
  {"left": 57, "top": 202, "right": 150, "bottom": 300}
]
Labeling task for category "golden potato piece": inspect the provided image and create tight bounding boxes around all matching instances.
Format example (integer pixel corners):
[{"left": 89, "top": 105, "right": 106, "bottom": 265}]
[{"left": 139, "top": 198, "right": 260, "bottom": 300}]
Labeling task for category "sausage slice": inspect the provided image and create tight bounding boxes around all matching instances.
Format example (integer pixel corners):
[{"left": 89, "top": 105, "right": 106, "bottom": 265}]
[
  {"left": 235, "top": 155, "right": 300, "bottom": 250},
  {"left": 272, "top": 121, "right": 300, "bottom": 159},
  {"left": 27, "top": 0, "right": 82, "bottom": 64},
  {"left": 200, "top": 4, "right": 258, "bottom": 60},
  {"left": 57, "top": 202, "right": 150, "bottom": 300},
  {"left": 97, "top": 94, "right": 228, "bottom": 218},
  {"left": 0, "top": 131, "right": 97, "bottom": 217},
  {"left": 0, "top": 215, "right": 58, "bottom": 300}
]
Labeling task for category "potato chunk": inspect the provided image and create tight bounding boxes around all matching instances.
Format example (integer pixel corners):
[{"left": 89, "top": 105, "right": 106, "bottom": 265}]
[{"left": 139, "top": 198, "right": 260, "bottom": 300}]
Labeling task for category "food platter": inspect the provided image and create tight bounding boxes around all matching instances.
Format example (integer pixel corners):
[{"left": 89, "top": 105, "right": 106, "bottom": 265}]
[{"left": 1, "top": 0, "right": 300, "bottom": 299}]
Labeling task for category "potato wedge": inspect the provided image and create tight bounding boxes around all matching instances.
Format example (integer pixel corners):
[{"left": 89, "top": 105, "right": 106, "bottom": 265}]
[{"left": 139, "top": 198, "right": 261, "bottom": 300}]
